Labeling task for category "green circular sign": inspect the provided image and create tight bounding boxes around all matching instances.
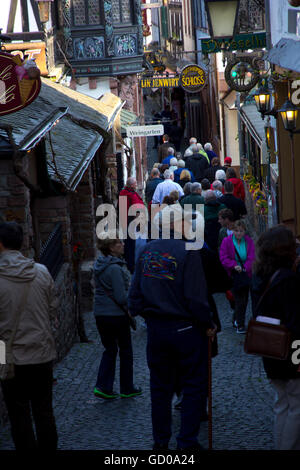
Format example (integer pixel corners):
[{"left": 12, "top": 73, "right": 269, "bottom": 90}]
[{"left": 179, "top": 64, "right": 207, "bottom": 93}]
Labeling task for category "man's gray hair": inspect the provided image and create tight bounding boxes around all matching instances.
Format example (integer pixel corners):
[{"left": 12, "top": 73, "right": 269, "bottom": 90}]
[
  {"left": 212, "top": 180, "right": 222, "bottom": 190},
  {"left": 167, "top": 147, "right": 175, "bottom": 155},
  {"left": 204, "top": 143, "right": 212, "bottom": 151},
  {"left": 183, "top": 182, "right": 192, "bottom": 195},
  {"left": 126, "top": 176, "right": 136, "bottom": 188},
  {"left": 189, "top": 137, "right": 197, "bottom": 145},
  {"left": 205, "top": 190, "right": 216, "bottom": 202},
  {"left": 191, "top": 182, "right": 202, "bottom": 194},
  {"left": 164, "top": 169, "right": 173, "bottom": 179},
  {"left": 177, "top": 159, "right": 185, "bottom": 168},
  {"left": 151, "top": 168, "right": 160, "bottom": 177}
]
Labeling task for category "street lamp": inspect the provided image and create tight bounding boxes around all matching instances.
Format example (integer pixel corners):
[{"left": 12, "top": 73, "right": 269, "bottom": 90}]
[
  {"left": 204, "top": 0, "right": 240, "bottom": 39},
  {"left": 279, "top": 98, "right": 300, "bottom": 237},
  {"left": 35, "top": 0, "right": 54, "bottom": 24}
]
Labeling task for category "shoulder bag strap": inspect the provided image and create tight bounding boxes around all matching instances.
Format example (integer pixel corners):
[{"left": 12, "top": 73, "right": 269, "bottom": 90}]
[
  {"left": 6, "top": 280, "right": 32, "bottom": 353},
  {"left": 234, "top": 246, "right": 245, "bottom": 269},
  {"left": 254, "top": 269, "right": 281, "bottom": 315}
]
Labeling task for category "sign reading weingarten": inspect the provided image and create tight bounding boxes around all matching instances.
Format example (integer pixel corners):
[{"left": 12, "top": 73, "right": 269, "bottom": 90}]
[
  {"left": 201, "top": 32, "right": 266, "bottom": 54},
  {"left": 139, "top": 76, "right": 180, "bottom": 89},
  {"left": 179, "top": 64, "right": 207, "bottom": 93},
  {"left": 126, "top": 124, "right": 164, "bottom": 137}
]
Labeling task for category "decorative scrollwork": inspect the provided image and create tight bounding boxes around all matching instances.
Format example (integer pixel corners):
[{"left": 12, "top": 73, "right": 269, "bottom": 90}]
[{"left": 104, "top": 0, "right": 114, "bottom": 56}]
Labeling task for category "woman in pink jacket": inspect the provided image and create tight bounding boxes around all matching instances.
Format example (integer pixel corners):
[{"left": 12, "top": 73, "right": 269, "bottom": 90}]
[{"left": 219, "top": 219, "right": 255, "bottom": 333}]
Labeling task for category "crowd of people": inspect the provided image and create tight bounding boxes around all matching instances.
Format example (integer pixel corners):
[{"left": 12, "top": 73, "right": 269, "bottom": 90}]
[
  {"left": 1, "top": 132, "right": 300, "bottom": 452},
  {"left": 92, "top": 135, "right": 300, "bottom": 451}
]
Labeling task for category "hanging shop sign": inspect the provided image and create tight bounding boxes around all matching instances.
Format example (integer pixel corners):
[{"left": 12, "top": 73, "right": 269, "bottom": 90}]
[
  {"left": 0, "top": 51, "right": 41, "bottom": 116},
  {"left": 224, "top": 57, "right": 260, "bottom": 92},
  {"left": 3, "top": 42, "right": 48, "bottom": 76},
  {"left": 139, "top": 76, "right": 180, "bottom": 88},
  {"left": 179, "top": 64, "right": 207, "bottom": 93},
  {"left": 126, "top": 124, "right": 164, "bottom": 138},
  {"left": 201, "top": 32, "right": 266, "bottom": 54}
]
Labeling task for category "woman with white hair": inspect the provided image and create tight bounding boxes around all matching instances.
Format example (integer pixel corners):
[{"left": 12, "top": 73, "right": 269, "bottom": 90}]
[
  {"left": 215, "top": 169, "right": 226, "bottom": 185},
  {"left": 169, "top": 157, "right": 178, "bottom": 173}
]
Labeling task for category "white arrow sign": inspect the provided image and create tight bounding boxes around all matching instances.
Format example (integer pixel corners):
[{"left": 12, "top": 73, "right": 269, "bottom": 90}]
[{"left": 126, "top": 124, "right": 164, "bottom": 138}]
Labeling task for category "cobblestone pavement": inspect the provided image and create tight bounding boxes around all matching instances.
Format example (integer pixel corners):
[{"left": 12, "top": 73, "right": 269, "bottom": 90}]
[{"left": 0, "top": 293, "right": 275, "bottom": 451}]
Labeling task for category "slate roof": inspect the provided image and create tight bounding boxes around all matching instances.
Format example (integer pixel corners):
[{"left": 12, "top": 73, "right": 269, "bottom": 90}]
[{"left": 0, "top": 78, "right": 124, "bottom": 191}]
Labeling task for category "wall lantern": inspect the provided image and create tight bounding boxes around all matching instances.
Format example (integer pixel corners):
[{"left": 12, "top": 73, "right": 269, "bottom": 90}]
[
  {"left": 204, "top": 0, "right": 240, "bottom": 39},
  {"left": 279, "top": 98, "right": 299, "bottom": 133},
  {"left": 278, "top": 98, "right": 300, "bottom": 237},
  {"left": 35, "top": 0, "right": 54, "bottom": 23},
  {"left": 254, "top": 84, "right": 278, "bottom": 120}
]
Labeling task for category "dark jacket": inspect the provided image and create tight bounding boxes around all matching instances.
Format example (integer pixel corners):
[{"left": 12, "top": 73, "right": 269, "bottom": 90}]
[
  {"left": 185, "top": 154, "right": 209, "bottom": 182},
  {"left": 93, "top": 255, "right": 130, "bottom": 317},
  {"left": 204, "top": 165, "right": 224, "bottom": 184},
  {"left": 251, "top": 268, "right": 300, "bottom": 380},
  {"left": 128, "top": 238, "right": 214, "bottom": 331},
  {"left": 204, "top": 200, "right": 226, "bottom": 252},
  {"left": 145, "top": 177, "right": 163, "bottom": 204},
  {"left": 179, "top": 193, "right": 205, "bottom": 211},
  {"left": 206, "top": 150, "right": 218, "bottom": 163},
  {"left": 217, "top": 193, "right": 247, "bottom": 220},
  {"left": 158, "top": 142, "right": 176, "bottom": 162}
]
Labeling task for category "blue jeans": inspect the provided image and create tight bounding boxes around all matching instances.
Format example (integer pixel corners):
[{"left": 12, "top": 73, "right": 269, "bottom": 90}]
[
  {"left": 95, "top": 315, "right": 134, "bottom": 394},
  {"left": 146, "top": 318, "right": 208, "bottom": 449}
]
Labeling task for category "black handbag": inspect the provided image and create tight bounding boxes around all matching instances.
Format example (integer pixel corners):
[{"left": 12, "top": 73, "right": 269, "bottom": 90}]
[
  {"left": 244, "top": 270, "right": 291, "bottom": 360},
  {"left": 231, "top": 247, "right": 250, "bottom": 291}
]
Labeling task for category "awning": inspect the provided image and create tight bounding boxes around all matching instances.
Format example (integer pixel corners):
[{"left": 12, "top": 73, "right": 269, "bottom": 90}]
[
  {"left": 266, "top": 38, "right": 300, "bottom": 73},
  {"left": 239, "top": 103, "right": 268, "bottom": 162},
  {"left": 120, "top": 109, "right": 139, "bottom": 135},
  {"left": 239, "top": 104, "right": 266, "bottom": 146}
]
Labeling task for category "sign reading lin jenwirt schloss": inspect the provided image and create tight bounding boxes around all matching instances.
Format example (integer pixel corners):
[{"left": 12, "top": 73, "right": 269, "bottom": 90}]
[
  {"left": 140, "top": 65, "right": 207, "bottom": 94},
  {"left": 179, "top": 64, "right": 207, "bottom": 93},
  {"left": 140, "top": 76, "right": 180, "bottom": 89},
  {"left": 0, "top": 51, "right": 41, "bottom": 116}
]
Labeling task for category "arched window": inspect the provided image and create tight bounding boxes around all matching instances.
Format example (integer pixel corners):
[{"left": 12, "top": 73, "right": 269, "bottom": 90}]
[{"left": 71, "top": 0, "right": 103, "bottom": 26}]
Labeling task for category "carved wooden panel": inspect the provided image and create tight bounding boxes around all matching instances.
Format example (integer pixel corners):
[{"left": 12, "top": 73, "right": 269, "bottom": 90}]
[
  {"left": 239, "top": 0, "right": 265, "bottom": 32},
  {"left": 88, "top": 0, "right": 101, "bottom": 24},
  {"left": 73, "top": 0, "right": 86, "bottom": 25}
]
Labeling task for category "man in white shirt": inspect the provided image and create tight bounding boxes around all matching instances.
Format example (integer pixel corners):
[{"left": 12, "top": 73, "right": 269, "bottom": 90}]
[{"left": 152, "top": 169, "right": 184, "bottom": 205}]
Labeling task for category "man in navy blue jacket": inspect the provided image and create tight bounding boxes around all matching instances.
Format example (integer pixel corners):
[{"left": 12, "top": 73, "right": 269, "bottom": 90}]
[{"left": 128, "top": 217, "right": 216, "bottom": 450}]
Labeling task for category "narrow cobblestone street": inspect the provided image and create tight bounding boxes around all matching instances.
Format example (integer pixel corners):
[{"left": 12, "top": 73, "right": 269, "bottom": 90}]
[{"left": 0, "top": 293, "right": 274, "bottom": 451}]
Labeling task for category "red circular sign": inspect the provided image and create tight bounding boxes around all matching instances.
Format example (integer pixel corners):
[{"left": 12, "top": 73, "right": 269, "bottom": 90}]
[{"left": 0, "top": 51, "right": 41, "bottom": 116}]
